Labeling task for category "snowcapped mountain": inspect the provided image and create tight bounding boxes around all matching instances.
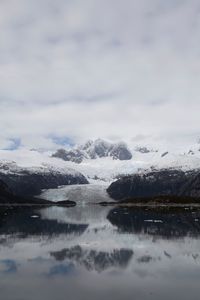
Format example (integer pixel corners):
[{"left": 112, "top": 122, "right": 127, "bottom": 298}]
[
  {"left": 0, "top": 139, "right": 200, "bottom": 186},
  {"left": 0, "top": 160, "right": 88, "bottom": 196},
  {"left": 52, "top": 139, "right": 132, "bottom": 163}
]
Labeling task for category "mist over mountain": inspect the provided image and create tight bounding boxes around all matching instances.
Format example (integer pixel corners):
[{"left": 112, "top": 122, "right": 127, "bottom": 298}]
[
  {"left": 1, "top": 137, "right": 200, "bottom": 187},
  {"left": 52, "top": 139, "right": 132, "bottom": 163}
]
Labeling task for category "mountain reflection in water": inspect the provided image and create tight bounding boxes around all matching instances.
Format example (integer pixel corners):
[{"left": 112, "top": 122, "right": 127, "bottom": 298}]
[
  {"left": 50, "top": 246, "right": 133, "bottom": 272},
  {"left": 1, "top": 203, "right": 200, "bottom": 300},
  {"left": 107, "top": 206, "right": 200, "bottom": 238}
]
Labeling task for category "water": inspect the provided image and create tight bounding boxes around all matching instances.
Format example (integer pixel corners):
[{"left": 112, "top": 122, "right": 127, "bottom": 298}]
[{"left": 1, "top": 185, "right": 200, "bottom": 300}]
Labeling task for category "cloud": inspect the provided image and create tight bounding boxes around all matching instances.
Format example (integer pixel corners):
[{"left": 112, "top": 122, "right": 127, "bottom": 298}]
[
  {"left": 0, "top": 0, "right": 200, "bottom": 149},
  {"left": 3, "top": 138, "right": 21, "bottom": 150}
]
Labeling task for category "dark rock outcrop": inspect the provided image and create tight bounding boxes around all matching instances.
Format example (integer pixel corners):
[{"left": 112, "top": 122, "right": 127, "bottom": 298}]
[
  {"left": 107, "top": 169, "right": 200, "bottom": 201},
  {"left": 135, "top": 146, "right": 151, "bottom": 154},
  {"left": 0, "top": 179, "right": 11, "bottom": 194},
  {"left": 52, "top": 139, "right": 132, "bottom": 163},
  {"left": 0, "top": 162, "right": 88, "bottom": 197},
  {"left": 134, "top": 146, "right": 158, "bottom": 154},
  {"left": 52, "top": 149, "right": 84, "bottom": 164},
  {"left": 0, "top": 180, "right": 13, "bottom": 202},
  {"left": 0, "top": 179, "right": 77, "bottom": 206},
  {"left": 0, "top": 172, "right": 88, "bottom": 197},
  {"left": 161, "top": 151, "right": 169, "bottom": 158},
  {"left": 180, "top": 173, "right": 200, "bottom": 198},
  {"left": 56, "top": 200, "right": 76, "bottom": 207},
  {"left": 80, "top": 139, "right": 132, "bottom": 160},
  {"left": 109, "top": 143, "right": 132, "bottom": 160},
  {"left": 0, "top": 179, "right": 52, "bottom": 205}
]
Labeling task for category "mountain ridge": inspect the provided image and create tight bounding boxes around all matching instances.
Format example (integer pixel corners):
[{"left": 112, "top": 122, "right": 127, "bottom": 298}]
[{"left": 52, "top": 138, "right": 133, "bottom": 163}]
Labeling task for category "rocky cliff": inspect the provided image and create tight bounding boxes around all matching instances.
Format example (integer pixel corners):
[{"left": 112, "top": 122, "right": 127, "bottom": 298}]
[
  {"left": 107, "top": 169, "right": 200, "bottom": 201},
  {"left": 52, "top": 139, "right": 132, "bottom": 163},
  {"left": 0, "top": 161, "right": 88, "bottom": 197}
]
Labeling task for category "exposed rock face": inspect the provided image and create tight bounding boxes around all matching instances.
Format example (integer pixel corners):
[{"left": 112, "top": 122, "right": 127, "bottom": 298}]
[
  {"left": 109, "top": 143, "right": 132, "bottom": 160},
  {"left": 0, "top": 180, "right": 12, "bottom": 202},
  {"left": 0, "top": 162, "right": 88, "bottom": 197},
  {"left": 0, "top": 178, "right": 77, "bottom": 206},
  {"left": 52, "top": 148, "right": 84, "bottom": 164},
  {"left": 161, "top": 151, "right": 169, "bottom": 158},
  {"left": 0, "top": 179, "right": 42, "bottom": 204},
  {"left": 52, "top": 139, "right": 132, "bottom": 163},
  {"left": 0, "top": 179, "right": 10, "bottom": 194},
  {"left": 180, "top": 173, "right": 200, "bottom": 198},
  {"left": 134, "top": 146, "right": 159, "bottom": 154},
  {"left": 107, "top": 169, "right": 200, "bottom": 201},
  {"left": 134, "top": 146, "right": 151, "bottom": 154}
]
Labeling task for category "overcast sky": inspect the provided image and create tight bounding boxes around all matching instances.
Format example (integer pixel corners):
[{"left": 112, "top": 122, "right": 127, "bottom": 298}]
[{"left": 0, "top": 0, "right": 200, "bottom": 150}]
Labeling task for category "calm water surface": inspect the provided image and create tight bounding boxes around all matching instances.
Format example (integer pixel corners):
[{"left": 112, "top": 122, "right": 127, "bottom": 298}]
[{"left": 1, "top": 185, "right": 200, "bottom": 300}]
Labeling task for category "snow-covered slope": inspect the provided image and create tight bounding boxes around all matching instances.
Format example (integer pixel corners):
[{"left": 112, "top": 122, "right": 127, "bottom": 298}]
[
  {"left": 0, "top": 142, "right": 200, "bottom": 186},
  {"left": 0, "top": 150, "right": 89, "bottom": 196}
]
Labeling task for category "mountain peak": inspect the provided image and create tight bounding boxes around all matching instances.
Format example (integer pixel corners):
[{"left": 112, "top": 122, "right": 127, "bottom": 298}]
[{"left": 52, "top": 139, "right": 132, "bottom": 163}]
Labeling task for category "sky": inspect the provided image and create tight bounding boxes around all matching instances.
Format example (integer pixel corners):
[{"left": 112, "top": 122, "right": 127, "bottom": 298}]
[{"left": 0, "top": 0, "right": 200, "bottom": 150}]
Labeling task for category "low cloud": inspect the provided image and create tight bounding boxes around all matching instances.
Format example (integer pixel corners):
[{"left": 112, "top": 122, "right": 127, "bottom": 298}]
[{"left": 0, "top": 0, "right": 200, "bottom": 149}]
